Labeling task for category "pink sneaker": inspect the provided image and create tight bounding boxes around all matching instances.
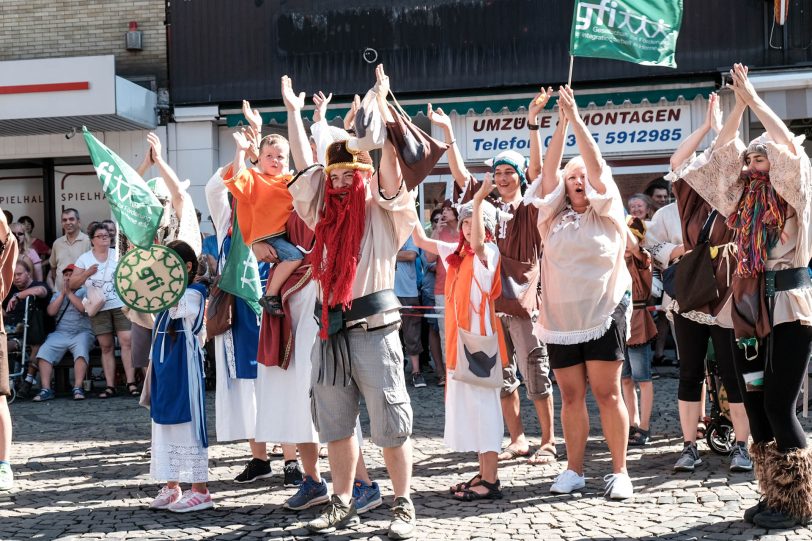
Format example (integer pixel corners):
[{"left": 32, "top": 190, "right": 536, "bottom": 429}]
[
  {"left": 149, "top": 485, "right": 182, "bottom": 510},
  {"left": 167, "top": 489, "right": 213, "bottom": 513}
]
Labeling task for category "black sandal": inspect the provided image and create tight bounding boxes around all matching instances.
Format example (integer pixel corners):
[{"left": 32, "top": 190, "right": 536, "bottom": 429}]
[
  {"left": 97, "top": 386, "right": 117, "bottom": 399},
  {"left": 453, "top": 479, "right": 503, "bottom": 501},
  {"left": 126, "top": 382, "right": 140, "bottom": 396},
  {"left": 449, "top": 474, "right": 481, "bottom": 494},
  {"left": 259, "top": 295, "right": 284, "bottom": 316}
]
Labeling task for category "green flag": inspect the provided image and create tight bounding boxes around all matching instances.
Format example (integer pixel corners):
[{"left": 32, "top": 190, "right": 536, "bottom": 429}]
[
  {"left": 570, "top": 0, "right": 683, "bottom": 68},
  {"left": 82, "top": 127, "right": 163, "bottom": 248},
  {"left": 219, "top": 211, "right": 262, "bottom": 316}
]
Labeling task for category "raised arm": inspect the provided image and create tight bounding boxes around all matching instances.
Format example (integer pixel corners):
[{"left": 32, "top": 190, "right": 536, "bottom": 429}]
[
  {"left": 527, "top": 87, "right": 553, "bottom": 181},
  {"left": 541, "top": 110, "right": 569, "bottom": 197},
  {"left": 411, "top": 219, "right": 440, "bottom": 256},
  {"left": 344, "top": 94, "right": 361, "bottom": 132},
  {"left": 470, "top": 173, "right": 492, "bottom": 258},
  {"left": 671, "top": 92, "right": 721, "bottom": 170},
  {"left": 559, "top": 85, "right": 605, "bottom": 194},
  {"left": 148, "top": 132, "right": 187, "bottom": 219},
  {"left": 428, "top": 104, "right": 470, "bottom": 188},
  {"left": 282, "top": 75, "right": 313, "bottom": 171},
  {"left": 729, "top": 63, "right": 793, "bottom": 148},
  {"left": 373, "top": 65, "right": 403, "bottom": 196}
]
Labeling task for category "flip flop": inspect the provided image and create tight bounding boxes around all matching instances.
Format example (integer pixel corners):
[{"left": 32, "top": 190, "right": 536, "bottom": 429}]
[
  {"left": 270, "top": 444, "right": 284, "bottom": 457},
  {"left": 528, "top": 444, "right": 558, "bottom": 465},
  {"left": 497, "top": 444, "right": 531, "bottom": 461}
]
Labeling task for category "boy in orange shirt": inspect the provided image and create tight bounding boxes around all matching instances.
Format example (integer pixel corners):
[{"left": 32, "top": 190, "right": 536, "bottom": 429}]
[{"left": 225, "top": 129, "right": 302, "bottom": 316}]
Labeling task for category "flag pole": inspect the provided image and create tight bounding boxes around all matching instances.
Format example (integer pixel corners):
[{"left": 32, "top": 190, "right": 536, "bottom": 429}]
[{"left": 567, "top": 55, "right": 574, "bottom": 87}]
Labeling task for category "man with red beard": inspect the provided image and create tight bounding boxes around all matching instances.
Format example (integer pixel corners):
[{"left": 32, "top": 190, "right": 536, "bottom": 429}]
[{"left": 282, "top": 66, "right": 418, "bottom": 539}]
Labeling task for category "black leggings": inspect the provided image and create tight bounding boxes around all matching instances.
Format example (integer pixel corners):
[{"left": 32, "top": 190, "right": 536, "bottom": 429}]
[
  {"left": 732, "top": 321, "right": 812, "bottom": 451},
  {"left": 673, "top": 315, "right": 744, "bottom": 403}
]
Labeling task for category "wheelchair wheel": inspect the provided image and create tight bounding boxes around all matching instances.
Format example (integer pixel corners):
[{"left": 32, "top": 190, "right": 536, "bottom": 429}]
[{"left": 706, "top": 418, "right": 735, "bottom": 455}]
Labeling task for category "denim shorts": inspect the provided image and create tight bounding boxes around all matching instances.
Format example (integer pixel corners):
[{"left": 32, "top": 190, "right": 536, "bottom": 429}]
[
  {"left": 265, "top": 234, "right": 304, "bottom": 261},
  {"left": 622, "top": 343, "right": 653, "bottom": 382}
]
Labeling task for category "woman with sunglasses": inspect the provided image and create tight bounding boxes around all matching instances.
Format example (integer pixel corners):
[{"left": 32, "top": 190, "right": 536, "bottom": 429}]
[{"left": 70, "top": 222, "right": 135, "bottom": 398}]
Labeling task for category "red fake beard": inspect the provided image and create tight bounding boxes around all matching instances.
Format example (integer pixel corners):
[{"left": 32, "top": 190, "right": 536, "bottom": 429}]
[{"left": 312, "top": 170, "right": 367, "bottom": 338}]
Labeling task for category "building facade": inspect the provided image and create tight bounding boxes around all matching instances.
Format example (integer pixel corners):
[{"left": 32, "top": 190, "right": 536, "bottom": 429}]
[{"left": 1, "top": 0, "right": 811, "bottom": 237}]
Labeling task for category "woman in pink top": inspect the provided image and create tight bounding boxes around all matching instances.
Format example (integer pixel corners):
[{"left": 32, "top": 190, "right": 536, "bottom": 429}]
[{"left": 525, "top": 85, "right": 633, "bottom": 500}]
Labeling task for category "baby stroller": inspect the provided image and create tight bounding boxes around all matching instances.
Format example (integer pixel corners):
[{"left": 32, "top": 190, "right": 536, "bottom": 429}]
[
  {"left": 704, "top": 341, "right": 736, "bottom": 454},
  {"left": 6, "top": 297, "right": 31, "bottom": 405}
]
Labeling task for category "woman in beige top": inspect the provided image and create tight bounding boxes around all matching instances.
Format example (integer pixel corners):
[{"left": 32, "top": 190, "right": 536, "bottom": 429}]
[
  {"left": 680, "top": 63, "right": 812, "bottom": 529},
  {"left": 525, "top": 85, "right": 633, "bottom": 500}
]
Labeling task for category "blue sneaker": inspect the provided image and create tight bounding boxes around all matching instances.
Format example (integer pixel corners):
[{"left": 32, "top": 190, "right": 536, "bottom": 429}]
[
  {"left": 353, "top": 479, "right": 382, "bottom": 514},
  {"left": 284, "top": 475, "right": 329, "bottom": 511}
]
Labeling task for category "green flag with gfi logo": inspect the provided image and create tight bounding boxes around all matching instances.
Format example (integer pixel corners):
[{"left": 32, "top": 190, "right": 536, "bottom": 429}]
[
  {"left": 570, "top": 0, "right": 683, "bottom": 68},
  {"left": 82, "top": 127, "right": 163, "bottom": 249}
]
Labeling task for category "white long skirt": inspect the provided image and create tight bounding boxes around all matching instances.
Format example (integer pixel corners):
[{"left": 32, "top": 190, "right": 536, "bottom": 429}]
[
  {"left": 443, "top": 373, "right": 503, "bottom": 453},
  {"left": 151, "top": 421, "right": 209, "bottom": 483},
  {"left": 214, "top": 331, "right": 257, "bottom": 442},
  {"left": 254, "top": 281, "right": 321, "bottom": 444}
]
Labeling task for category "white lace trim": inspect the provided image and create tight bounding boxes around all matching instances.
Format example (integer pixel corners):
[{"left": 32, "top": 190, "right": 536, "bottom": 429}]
[
  {"left": 551, "top": 205, "right": 582, "bottom": 234},
  {"left": 151, "top": 424, "right": 209, "bottom": 483},
  {"left": 223, "top": 328, "right": 236, "bottom": 379},
  {"left": 534, "top": 315, "right": 613, "bottom": 345}
]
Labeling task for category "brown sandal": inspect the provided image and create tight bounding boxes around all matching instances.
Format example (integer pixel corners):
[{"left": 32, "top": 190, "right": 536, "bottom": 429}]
[
  {"left": 453, "top": 479, "right": 503, "bottom": 501},
  {"left": 528, "top": 444, "right": 558, "bottom": 465},
  {"left": 97, "top": 386, "right": 117, "bottom": 399},
  {"left": 449, "top": 474, "right": 481, "bottom": 494}
]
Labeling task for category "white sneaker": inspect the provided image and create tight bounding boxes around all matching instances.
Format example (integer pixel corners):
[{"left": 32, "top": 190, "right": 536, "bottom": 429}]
[
  {"left": 604, "top": 472, "right": 634, "bottom": 500},
  {"left": 149, "top": 485, "right": 182, "bottom": 510},
  {"left": 549, "top": 469, "right": 586, "bottom": 494},
  {"left": 0, "top": 463, "right": 13, "bottom": 491},
  {"left": 167, "top": 489, "right": 213, "bottom": 513}
]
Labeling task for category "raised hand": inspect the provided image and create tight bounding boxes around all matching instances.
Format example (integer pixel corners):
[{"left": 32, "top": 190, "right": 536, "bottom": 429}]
[
  {"left": 312, "top": 91, "right": 333, "bottom": 123},
  {"left": 242, "top": 126, "right": 260, "bottom": 162},
  {"left": 375, "top": 64, "right": 390, "bottom": 98},
  {"left": 528, "top": 86, "right": 554, "bottom": 121},
  {"left": 726, "top": 63, "right": 754, "bottom": 108},
  {"left": 427, "top": 104, "right": 452, "bottom": 131},
  {"left": 557, "top": 85, "right": 579, "bottom": 124},
  {"left": 233, "top": 130, "right": 252, "bottom": 151},
  {"left": 147, "top": 132, "right": 162, "bottom": 162},
  {"left": 281, "top": 75, "right": 305, "bottom": 112},
  {"left": 242, "top": 100, "right": 263, "bottom": 131},
  {"left": 475, "top": 172, "right": 494, "bottom": 202},
  {"left": 344, "top": 94, "right": 361, "bottom": 131}
]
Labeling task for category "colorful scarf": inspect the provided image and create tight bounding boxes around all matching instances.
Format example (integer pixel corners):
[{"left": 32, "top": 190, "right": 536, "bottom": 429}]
[
  {"left": 312, "top": 171, "right": 367, "bottom": 339},
  {"left": 726, "top": 170, "right": 787, "bottom": 278}
]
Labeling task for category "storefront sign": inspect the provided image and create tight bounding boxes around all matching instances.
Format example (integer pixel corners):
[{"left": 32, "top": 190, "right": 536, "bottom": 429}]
[{"left": 464, "top": 104, "right": 691, "bottom": 160}]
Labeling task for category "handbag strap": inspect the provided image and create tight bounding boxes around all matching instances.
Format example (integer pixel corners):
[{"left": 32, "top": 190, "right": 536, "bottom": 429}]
[
  {"left": 698, "top": 210, "right": 718, "bottom": 245},
  {"left": 388, "top": 90, "right": 410, "bottom": 122},
  {"left": 450, "top": 258, "right": 496, "bottom": 336}
]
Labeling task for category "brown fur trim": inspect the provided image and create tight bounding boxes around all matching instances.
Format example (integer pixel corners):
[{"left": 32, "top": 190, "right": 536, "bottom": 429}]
[
  {"left": 749, "top": 441, "right": 772, "bottom": 493},
  {"left": 765, "top": 447, "right": 812, "bottom": 521}
]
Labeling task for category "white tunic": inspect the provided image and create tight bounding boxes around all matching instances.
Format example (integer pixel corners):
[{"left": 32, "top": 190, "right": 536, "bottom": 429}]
[
  {"left": 438, "top": 241, "right": 504, "bottom": 454},
  {"left": 205, "top": 169, "right": 258, "bottom": 442}
]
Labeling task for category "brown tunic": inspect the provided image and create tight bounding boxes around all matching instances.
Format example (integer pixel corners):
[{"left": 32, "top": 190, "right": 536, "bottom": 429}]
[
  {"left": 626, "top": 249, "right": 657, "bottom": 346},
  {"left": 455, "top": 176, "right": 541, "bottom": 318},
  {"left": 671, "top": 177, "right": 737, "bottom": 324}
]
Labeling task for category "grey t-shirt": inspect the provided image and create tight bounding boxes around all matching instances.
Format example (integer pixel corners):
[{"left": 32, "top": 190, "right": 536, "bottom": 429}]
[{"left": 52, "top": 288, "right": 92, "bottom": 334}]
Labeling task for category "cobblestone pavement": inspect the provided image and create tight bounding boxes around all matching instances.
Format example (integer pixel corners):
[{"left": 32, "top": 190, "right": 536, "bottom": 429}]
[{"left": 2, "top": 367, "right": 811, "bottom": 541}]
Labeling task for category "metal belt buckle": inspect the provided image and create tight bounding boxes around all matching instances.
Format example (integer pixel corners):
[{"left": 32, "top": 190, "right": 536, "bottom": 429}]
[{"left": 765, "top": 271, "right": 776, "bottom": 298}]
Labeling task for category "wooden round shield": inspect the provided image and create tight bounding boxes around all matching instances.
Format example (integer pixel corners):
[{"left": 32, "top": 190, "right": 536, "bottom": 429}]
[{"left": 115, "top": 244, "right": 188, "bottom": 313}]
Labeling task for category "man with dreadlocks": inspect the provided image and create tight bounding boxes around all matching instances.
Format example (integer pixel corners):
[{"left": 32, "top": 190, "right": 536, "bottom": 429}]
[
  {"left": 426, "top": 89, "right": 558, "bottom": 466},
  {"left": 282, "top": 66, "right": 418, "bottom": 539},
  {"left": 680, "top": 63, "right": 812, "bottom": 529}
]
